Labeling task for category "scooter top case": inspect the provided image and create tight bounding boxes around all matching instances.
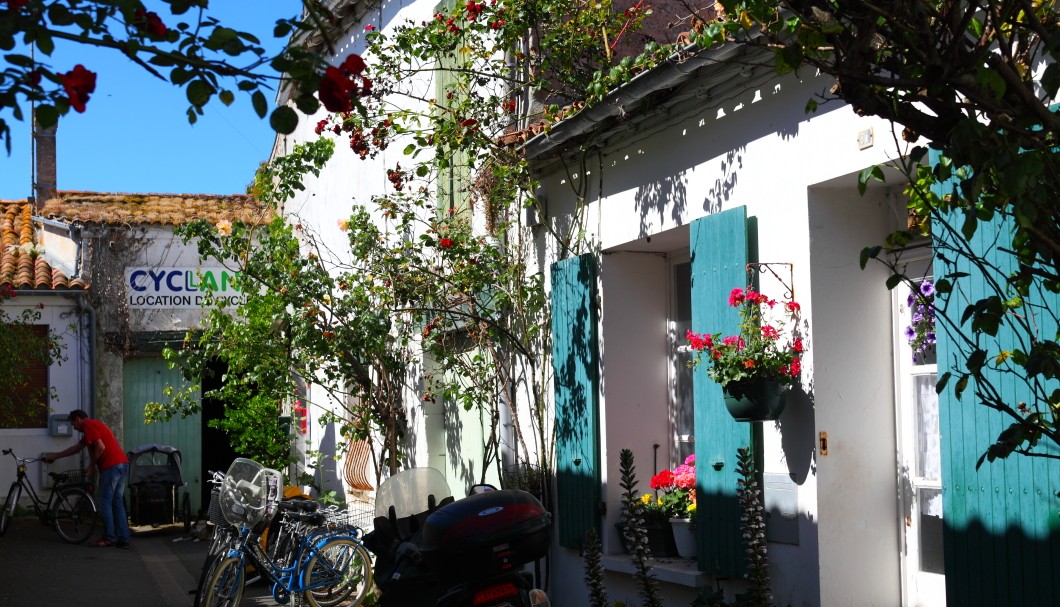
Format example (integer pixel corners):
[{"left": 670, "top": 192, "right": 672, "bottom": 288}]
[{"left": 420, "top": 489, "right": 551, "bottom": 581}]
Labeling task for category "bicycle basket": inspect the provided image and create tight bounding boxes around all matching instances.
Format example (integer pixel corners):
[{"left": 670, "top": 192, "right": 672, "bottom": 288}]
[
  {"left": 59, "top": 469, "right": 90, "bottom": 485},
  {"left": 219, "top": 458, "right": 283, "bottom": 528}
]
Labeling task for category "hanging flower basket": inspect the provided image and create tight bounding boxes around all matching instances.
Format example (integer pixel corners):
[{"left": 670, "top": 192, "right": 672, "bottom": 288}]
[{"left": 722, "top": 379, "right": 789, "bottom": 422}]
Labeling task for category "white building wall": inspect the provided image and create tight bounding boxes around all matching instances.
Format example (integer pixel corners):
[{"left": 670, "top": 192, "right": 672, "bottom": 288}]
[
  {"left": 537, "top": 69, "right": 910, "bottom": 605},
  {"left": 0, "top": 294, "right": 91, "bottom": 494}
]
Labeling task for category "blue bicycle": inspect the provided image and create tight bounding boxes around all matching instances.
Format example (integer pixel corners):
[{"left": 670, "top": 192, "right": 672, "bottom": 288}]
[{"left": 197, "top": 458, "right": 372, "bottom": 607}]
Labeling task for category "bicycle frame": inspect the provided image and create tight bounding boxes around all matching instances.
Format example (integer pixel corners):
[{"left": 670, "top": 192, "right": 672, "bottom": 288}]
[
  {"left": 4, "top": 450, "right": 89, "bottom": 523},
  {"left": 2, "top": 448, "right": 98, "bottom": 544},
  {"left": 232, "top": 522, "right": 359, "bottom": 600}
]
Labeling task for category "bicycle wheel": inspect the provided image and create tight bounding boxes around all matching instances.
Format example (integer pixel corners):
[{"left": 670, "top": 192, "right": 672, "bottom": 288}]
[
  {"left": 302, "top": 537, "right": 373, "bottom": 607},
  {"left": 52, "top": 487, "right": 97, "bottom": 544},
  {"left": 194, "top": 525, "right": 240, "bottom": 607},
  {"left": 199, "top": 556, "right": 245, "bottom": 607},
  {"left": 1, "top": 482, "right": 21, "bottom": 536}
]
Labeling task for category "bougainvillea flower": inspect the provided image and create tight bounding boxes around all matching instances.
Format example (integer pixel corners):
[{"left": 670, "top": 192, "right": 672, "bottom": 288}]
[{"left": 59, "top": 64, "right": 97, "bottom": 113}]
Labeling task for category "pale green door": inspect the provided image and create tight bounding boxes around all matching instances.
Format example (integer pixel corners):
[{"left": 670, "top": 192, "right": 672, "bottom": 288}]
[{"left": 122, "top": 357, "right": 203, "bottom": 513}]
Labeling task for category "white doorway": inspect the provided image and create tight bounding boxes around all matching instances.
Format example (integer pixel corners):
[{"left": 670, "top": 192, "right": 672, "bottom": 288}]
[{"left": 894, "top": 270, "right": 946, "bottom": 607}]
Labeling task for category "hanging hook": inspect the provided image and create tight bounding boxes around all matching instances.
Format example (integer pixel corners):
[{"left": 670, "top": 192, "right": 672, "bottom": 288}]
[{"left": 746, "top": 262, "right": 794, "bottom": 300}]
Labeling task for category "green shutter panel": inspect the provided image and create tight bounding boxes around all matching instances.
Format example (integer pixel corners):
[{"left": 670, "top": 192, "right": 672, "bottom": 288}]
[
  {"left": 690, "top": 207, "right": 755, "bottom": 576},
  {"left": 931, "top": 171, "right": 1060, "bottom": 605},
  {"left": 551, "top": 253, "right": 601, "bottom": 548}
]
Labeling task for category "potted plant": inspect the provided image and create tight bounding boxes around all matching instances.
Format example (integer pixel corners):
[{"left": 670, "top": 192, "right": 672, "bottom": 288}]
[
  {"left": 687, "top": 286, "right": 803, "bottom": 421},
  {"left": 650, "top": 454, "right": 697, "bottom": 558}
]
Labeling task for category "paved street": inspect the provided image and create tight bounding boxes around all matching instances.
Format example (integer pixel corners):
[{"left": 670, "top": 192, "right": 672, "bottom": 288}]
[{"left": 0, "top": 516, "right": 279, "bottom": 606}]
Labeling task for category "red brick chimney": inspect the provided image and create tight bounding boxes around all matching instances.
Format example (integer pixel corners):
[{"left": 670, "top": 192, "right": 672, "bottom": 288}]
[{"left": 33, "top": 113, "right": 57, "bottom": 211}]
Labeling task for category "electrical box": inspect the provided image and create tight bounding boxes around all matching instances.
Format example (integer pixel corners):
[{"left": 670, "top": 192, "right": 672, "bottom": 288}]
[
  {"left": 49, "top": 414, "right": 73, "bottom": 437},
  {"left": 764, "top": 472, "right": 800, "bottom": 545}
]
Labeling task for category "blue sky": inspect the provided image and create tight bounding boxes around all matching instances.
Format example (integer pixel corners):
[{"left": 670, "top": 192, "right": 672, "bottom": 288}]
[{"left": 1, "top": 1, "right": 299, "bottom": 200}]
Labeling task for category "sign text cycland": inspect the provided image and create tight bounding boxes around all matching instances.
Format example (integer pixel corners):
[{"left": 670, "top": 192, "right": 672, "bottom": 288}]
[{"left": 125, "top": 267, "right": 246, "bottom": 309}]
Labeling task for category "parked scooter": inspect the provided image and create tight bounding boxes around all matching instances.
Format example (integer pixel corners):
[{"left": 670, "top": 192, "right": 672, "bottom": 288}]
[{"left": 362, "top": 468, "right": 552, "bottom": 607}]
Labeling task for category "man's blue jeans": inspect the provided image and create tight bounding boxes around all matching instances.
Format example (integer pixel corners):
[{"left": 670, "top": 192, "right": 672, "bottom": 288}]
[{"left": 98, "top": 463, "right": 131, "bottom": 543}]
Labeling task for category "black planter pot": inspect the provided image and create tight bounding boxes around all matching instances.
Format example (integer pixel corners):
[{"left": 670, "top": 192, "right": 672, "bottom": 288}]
[
  {"left": 722, "top": 379, "right": 789, "bottom": 422},
  {"left": 616, "top": 521, "right": 678, "bottom": 558}
]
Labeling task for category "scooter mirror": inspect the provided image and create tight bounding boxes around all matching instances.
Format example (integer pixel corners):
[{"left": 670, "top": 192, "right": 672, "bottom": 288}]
[{"left": 469, "top": 483, "right": 496, "bottom": 495}]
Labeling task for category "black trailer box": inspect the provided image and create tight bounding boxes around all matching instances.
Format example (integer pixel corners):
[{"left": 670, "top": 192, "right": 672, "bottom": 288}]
[
  {"left": 420, "top": 489, "right": 551, "bottom": 580},
  {"left": 129, "top": 483, "right": 175, "bottom": 526}
]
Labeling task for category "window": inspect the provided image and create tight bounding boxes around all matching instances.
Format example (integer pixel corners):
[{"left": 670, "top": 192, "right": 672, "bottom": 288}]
[
  {"left": 670, "top": 259, "right": 694, "bottom": 464},
  {"left": 0, "top": 324, "right": 50, "bottom": 428}
]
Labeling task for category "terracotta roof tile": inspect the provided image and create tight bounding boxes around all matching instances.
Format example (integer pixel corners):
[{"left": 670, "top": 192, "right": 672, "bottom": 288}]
[
  {"left": 38, "top": 190, "right": 273, "bottom": 227},
  {"left": 0, "top": 200, "right": 84, "bottom": 292}
]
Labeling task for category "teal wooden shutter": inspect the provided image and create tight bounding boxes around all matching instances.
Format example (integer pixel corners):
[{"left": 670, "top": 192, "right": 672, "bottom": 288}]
[
  {"left": 690, "top": 207, "right": 755, "bottom": 576},
  {"left": 931, "top": 174, "right": 1060, "bottom": 605},
  {"left": 551, "top": 253, "right": 601, "bottom": 548}
]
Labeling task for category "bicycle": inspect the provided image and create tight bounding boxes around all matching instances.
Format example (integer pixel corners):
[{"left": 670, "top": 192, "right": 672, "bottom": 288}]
[
  {"left": 0, "top": 448, "right": 98, "bottom": 543},
  {"left": 196, "top": 458, "right": 373, "bottom": 607}
]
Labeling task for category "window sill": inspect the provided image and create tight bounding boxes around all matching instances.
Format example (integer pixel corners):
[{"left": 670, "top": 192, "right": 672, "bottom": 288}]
[{"left": 601, "top": 554, "right": 706, "bottom": 588}]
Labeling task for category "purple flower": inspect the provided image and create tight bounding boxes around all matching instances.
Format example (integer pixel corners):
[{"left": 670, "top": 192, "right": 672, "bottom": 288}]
[
  {"left": 904, "top": 326, "right": 916, "bottom": 340},
  {"left": 920, "top": 281, "right": 935, "bottom": 297},
  {"left": 926, "top": 331, "right": 936, "bottom": 344}
]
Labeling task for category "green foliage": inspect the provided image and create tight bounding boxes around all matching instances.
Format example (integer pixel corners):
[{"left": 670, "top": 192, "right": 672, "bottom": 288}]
[
  {"left": 583, "top": 527, "right": 609, "bottom": 607},
  {"left": 208, "top": 393, "right": 292, "bottom": 472},
  {"left": 735, "top": 447, "right": 771, "bottom": 607},
  {"left": 1, "top": 0, "right": 343, "bottom": 153},
  {"left": 618, "top": 448, "right": 663, "bottom": 607},
  {"left": 708, "top": 0, "right": 1060, "bottom": 463},
  {"left": 0, "top": 288, "right": 66, "bottom": 427}
]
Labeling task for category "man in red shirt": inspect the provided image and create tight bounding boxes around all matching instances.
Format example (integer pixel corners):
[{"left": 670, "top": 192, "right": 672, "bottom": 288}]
[{"left": 44, "top": 409, "right": 131, "bottom": 547}]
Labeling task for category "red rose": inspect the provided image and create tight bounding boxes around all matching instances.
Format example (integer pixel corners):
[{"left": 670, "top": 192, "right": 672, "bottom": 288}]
[
  {"left": 439, "top": 237, "right": 454, "bottom": 248},
  {"left": 341, "top": 54, "right": 367, "bottom": 76},
  {"left": 134, "top": 8, "right": 168, "bottom": 39},
  {"left": 59, "top": 64, "right": 97, "bottom": 113},
  {"left": 318, "top": 55, "right": 371, "bottom": 113}
]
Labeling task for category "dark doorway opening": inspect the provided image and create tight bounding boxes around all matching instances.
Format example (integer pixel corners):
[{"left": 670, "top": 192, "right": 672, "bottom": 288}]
[{"left": 199, "top": 360, "right": 238, "bottom": 517}]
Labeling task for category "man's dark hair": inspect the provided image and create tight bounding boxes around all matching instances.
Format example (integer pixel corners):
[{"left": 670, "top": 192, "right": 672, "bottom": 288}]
[{"left": 68, "top": 410, "right": 88, "bottom": 421}]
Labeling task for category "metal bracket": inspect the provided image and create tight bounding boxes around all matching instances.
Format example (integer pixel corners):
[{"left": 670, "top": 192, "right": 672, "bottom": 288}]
[{"left": 746, "top": 262, "right": 794, "bottom": 300}]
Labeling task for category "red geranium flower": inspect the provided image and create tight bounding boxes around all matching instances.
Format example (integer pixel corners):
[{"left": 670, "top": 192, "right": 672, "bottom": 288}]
[
  {"left": 59, "top": 65, "right": 97, "bottom": 113},
  {"left": 439, "top": 237, "right": 454, "bottom": 249},
  {"left": 649, "top": 469, "right": 674, "bottom": 490}
]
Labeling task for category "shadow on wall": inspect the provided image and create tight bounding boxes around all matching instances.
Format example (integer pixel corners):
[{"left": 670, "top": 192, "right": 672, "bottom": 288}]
[
  {"left": 777, "top": 384, "right": 816, "bottom": 484},
  {"left": 314, "top": 421, "right": 343, "bottom": 500},
  {"left": 444, "top": 397, "right": 480, "bottom": 493}
]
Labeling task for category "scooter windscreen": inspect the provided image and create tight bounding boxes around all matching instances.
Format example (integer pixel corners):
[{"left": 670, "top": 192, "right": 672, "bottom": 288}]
[{"left": 374, "top": 467, "right": 454, "bottom": 521}]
